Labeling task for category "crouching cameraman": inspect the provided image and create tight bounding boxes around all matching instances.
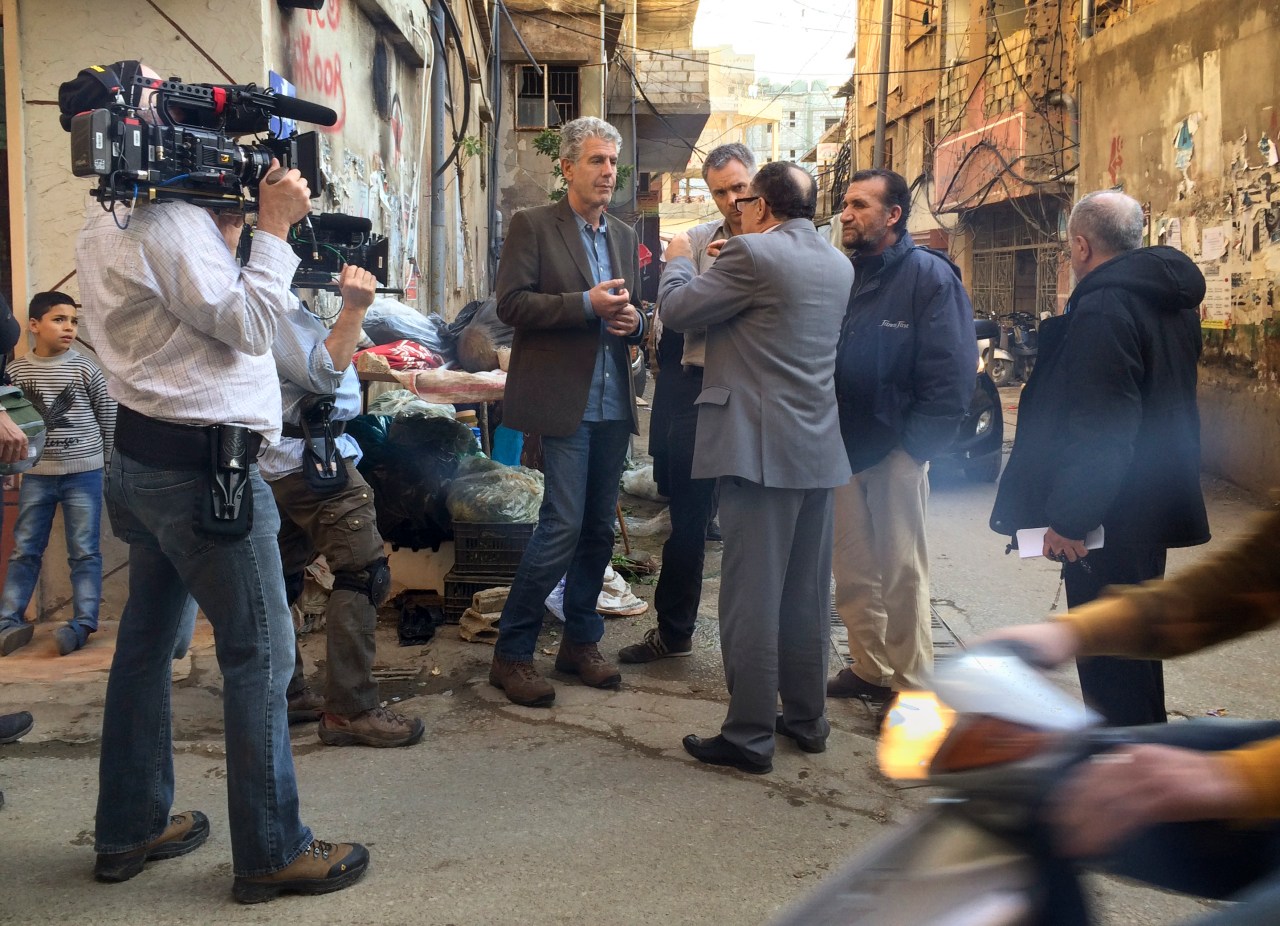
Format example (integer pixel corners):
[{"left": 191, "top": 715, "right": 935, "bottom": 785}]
[
  {"left": 209, "top": 212, "right": 424, "bottom": 749},
  {"left": 986, "top": 505, "right": 1280, "bottom": 925},
  {"left": 70, "top": 60, "right": 368, "bottom": 903}
]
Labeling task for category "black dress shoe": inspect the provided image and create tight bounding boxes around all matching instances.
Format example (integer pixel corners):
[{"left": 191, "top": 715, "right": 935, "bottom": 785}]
[
  {"left": 682, "top": 734, "right": 772, "bottom": 774},
  {"left": 774, "top": 715, "right": 826, "bottom": 754}
]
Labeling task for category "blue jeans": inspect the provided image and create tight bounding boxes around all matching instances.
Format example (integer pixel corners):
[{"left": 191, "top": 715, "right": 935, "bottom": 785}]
[
  {"left": 0, "top": 470, "right": 104, "bottom": 641},
  {"left": 496, "top": 419, "right": 631, "bottom": 661},
  {"left": 96, "top": 452, "right": 312, "bottom": 876}
]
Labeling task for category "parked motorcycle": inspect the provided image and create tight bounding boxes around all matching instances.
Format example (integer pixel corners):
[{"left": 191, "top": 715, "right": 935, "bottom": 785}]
[
  {"left": 987, "top": 312, "right": 1040, "bottom": 387},
  {"left": 938, "top": 318, "right": 1004, "bottom": 482}
]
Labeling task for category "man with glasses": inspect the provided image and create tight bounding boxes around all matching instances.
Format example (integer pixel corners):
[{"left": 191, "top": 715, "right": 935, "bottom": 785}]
[
  {"left": 619, "top": 143, "right": 756, "bottom": 666},
  {"left": 658, "top": 162, "right": 853, "bottom": 774}
]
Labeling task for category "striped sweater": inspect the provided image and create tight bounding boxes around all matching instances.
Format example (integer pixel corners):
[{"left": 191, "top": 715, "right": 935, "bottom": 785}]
[{"left": 7, "top": 348, "right": 116, "bottom": 475}]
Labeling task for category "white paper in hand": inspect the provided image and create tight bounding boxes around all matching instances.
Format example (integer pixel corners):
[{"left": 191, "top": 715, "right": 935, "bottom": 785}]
[{"left": 1015, "top": 526, "right": 1105, "bottom": 559}]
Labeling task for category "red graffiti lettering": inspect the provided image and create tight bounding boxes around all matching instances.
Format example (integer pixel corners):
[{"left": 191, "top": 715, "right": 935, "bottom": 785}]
[
  {"left": 1108, "top": 135, "right": 1124, "bottom": 186},
  {"left": 306, "top": 0, "right": 341, "bottom": 30},
  {"left": 291, "top": 31, "right": 347, "bottom": 131}
]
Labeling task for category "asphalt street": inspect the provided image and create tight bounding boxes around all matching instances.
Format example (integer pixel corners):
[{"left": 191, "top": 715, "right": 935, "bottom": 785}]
[{"left": 0, "top": 386, "right": 1273, "bottom": 925}]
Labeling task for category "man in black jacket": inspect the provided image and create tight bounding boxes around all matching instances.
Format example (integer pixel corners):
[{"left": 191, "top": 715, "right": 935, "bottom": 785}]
[
  {"left": 990, "top": 189, "right": 1209, "bottom": 726},
  {"left": 827, "top": 169, "right": 976, "bottom": 711}
]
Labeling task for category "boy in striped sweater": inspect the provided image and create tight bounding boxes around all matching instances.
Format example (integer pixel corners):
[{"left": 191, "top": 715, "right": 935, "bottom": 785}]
[{"left": 0, "top": 291, "right": 116, "bottom": 656}]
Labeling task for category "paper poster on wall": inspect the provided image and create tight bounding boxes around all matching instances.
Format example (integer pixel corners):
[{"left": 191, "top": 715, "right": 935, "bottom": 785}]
[
  {"left": 1202, "top": 225, "right": 1228, "bottom": 261},
  {"left": 1163, "top": 217, "right": 1183, "bottom": 250},
  {"left": 1200, "top": 266, "right": 1232, "bottom": 329}
]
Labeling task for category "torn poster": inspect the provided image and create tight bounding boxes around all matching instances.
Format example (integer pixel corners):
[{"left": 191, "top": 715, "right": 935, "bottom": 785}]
[{"left": 1199, "top": 265, "right": 1232, "bottom": 329}]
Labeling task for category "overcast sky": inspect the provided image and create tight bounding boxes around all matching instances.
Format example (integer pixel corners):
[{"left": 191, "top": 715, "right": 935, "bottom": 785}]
[{"left": 692, "top": 0, "right": 856, "bottom": 84}]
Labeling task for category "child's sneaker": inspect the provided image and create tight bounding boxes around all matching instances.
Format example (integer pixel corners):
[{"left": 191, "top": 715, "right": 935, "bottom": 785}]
[{"left": 54, "top": 624, "right": 83, "bottom": 656}]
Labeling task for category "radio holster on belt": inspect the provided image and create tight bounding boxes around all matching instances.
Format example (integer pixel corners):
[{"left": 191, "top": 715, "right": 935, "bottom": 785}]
[
  {"left": 198, "top": 424, "right": 255, "bottom": 537},
  {"left": 298, "top": 394, "right": 349, "bottom": 496}
]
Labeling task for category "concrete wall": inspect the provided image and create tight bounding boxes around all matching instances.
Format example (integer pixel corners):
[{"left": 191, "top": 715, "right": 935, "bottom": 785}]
[{"left": 1078, "top": 0, "right": 1280, "bottom": 495}]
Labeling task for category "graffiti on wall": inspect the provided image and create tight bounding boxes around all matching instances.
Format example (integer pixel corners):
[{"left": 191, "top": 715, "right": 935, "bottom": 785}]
[
  {"left": 291, "top": 0, "right": 348, "bottom": 132},
  {"left": 285, "top": 2, "right": 422, "bottom": 298}
]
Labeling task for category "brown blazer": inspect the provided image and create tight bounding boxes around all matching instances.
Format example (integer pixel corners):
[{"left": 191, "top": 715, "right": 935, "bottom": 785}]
[{"left": 495, "top": 198, "right": 643, "bottom": 437}]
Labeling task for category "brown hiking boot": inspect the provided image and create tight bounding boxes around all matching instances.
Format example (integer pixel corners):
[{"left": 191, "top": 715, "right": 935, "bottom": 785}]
[
  {"left": 555, "top": 641, "right": 622, "bottom": 690},
  {"left": 232, "top": 838, "right": 369, "bottom": 904},
  {"left": 318, "top": 707, "right": 425, "bottom": 748},
  {"left": 94, "top": 810, "right": 211, "bottom": 883},
  {"left": 489, "top": 656, "right": 556, "bottom": 707},
  {"left": 286, "top": 687, "right": 324, "bottom": 724}
]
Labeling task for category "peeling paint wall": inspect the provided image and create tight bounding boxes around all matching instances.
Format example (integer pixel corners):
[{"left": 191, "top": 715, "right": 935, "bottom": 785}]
[
  {"left": 1079, "top": 0, "right": 1280, "bottom": 493},
  {"left": 276, "top": 1, "right": 427, "bottom": 303}
]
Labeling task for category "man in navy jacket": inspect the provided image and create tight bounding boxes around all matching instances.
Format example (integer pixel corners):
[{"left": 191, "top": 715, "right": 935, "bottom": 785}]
[{"left": 828, "top": 169, "right": 976, "bottom": 714}]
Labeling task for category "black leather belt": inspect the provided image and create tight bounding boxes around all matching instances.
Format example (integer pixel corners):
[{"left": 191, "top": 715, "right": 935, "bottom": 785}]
[
  {"left": 281, "top": 420, "right": 347, "bottom": 440},
  {"left": 116, "top": 405, "right": 263, "bottom": 469}
]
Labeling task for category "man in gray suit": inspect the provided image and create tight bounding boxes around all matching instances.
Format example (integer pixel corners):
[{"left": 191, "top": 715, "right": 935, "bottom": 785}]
[{"left": 659, "top": 162, "right": 854, "bottom": 774}]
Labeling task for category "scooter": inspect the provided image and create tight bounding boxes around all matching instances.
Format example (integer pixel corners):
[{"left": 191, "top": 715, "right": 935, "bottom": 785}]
[
  {"left": 769, "top": 644, "right": 1120, "bottom": 926},
  {"left": 988, "top": 312, "right": 1039, "bottom": 387}
]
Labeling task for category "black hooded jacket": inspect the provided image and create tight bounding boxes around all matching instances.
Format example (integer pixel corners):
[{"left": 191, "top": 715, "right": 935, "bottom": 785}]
[{"left": 990, "top": 246, "right": 1210, "bottom": 547}]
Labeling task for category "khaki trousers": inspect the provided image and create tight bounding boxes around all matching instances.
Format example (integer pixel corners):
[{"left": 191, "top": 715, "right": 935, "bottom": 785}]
[{"left": 832, "top": 446, "right": 932, "bottom": 690}]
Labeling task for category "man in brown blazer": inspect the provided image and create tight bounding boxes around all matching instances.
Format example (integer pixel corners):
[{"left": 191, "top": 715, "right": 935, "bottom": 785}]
[{"left": 489, "top": 116, "right": 645, "bottom": 706}]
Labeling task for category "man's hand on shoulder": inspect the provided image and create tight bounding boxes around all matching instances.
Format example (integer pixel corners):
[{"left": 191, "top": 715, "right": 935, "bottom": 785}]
[
  {"left": 256, "top": 158, "right": 312, "bottom": 240},
  {"left": 664, "top": 233, "right": 692, "bottom": 262},
  {"left": 338, "top": 264, "right": 378, "bottom": 315}
]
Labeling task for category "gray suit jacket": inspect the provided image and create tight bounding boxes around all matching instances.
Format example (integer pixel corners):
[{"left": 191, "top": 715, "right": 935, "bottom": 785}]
[{"left": 658, "top": 218, "right": 854, "bottom": 489}]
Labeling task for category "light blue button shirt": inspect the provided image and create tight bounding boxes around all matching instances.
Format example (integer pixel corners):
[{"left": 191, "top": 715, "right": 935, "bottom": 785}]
[{"left": 574, "top": 210, "right": 630, "bottom": 423}]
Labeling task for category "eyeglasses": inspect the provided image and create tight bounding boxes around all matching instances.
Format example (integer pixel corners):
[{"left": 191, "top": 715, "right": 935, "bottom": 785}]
[{"left": 733, "top": 195, "right": 763, "bottom": 213}]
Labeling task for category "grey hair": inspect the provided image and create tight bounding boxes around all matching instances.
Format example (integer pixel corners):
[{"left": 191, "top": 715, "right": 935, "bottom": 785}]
[
  {"left": 701, "top": 142, "right": 756, "bottom": 182},
  {"left": 1069, "top": 190, "right": 1144, "bottom": 255},
  {"left": 559, "top": 117, "right": 623, "bottom": 164}
]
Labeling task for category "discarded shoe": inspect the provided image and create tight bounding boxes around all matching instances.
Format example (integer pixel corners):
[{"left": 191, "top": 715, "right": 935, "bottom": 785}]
[
  {"left": 0, "top": 711, "right": 33, "bottom": 744},
  {"left": 231, "top": 838, "right": 369, "bottom": 904},
  {"left": 826, "top": 667, "right": 893, "bottom": 702},
  {"left": 318, "top": 707, "right": 424, "bottom": 748},
  {"left": 286, "top": 687, "right": 324, "bottom": 724},
  {"left": 618, "top": 627, "right": 693, "bottom": 664},
  {"left": 682, "top": 733, "right": 771, "bottom": 775},
  {"left": 94, "top": 810, "right": 211, "bottom": 883},
  {"left": 554, "top": 641, "right": 622, "bottom": 689},
  {"left": 0, "top": 623, "right": 33, "bottom": 657},
  {"left": 775, "top": 714, "right": 827, "bottom": 754},
  {"left": 489, "top": 656, "right": 556, "bottom": 707}
]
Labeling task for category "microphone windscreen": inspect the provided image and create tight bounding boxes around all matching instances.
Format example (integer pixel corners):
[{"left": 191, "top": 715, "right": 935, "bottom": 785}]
[
  {"left": 310, "top": 213, "right": 373, "bottom": 234},
  {"left": 270, "top": 94, "right": 338, "bottom": 127}
]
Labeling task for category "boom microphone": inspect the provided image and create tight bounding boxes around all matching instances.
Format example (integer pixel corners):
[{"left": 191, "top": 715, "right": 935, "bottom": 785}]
[
  {"left": 266, "top": 93, "right": 338, "bottom": 127},
  {"left": 309, "top": 213, "right": 373, "bottom": 234},
  {"left": 203, "top": 84, "right": 338, "bottom": 127}
]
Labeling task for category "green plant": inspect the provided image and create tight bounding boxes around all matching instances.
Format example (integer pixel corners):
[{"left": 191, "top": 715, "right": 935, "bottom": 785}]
[
  {"left": 458, "top": 134, "right": 486, "bottom": 164},
  {"left": 532, "top": 127, "right": 634, "bottom": 204}
]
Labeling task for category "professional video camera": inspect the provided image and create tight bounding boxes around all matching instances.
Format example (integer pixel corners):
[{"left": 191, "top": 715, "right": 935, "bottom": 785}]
[
  {"left": 60, "top": 62, "right": 334, "bottom": 211},
  {"left": 61, "top": 62, "right": 399, "bottom": 293},
  {"left": 238, "top": 213, "right": 392, "bottom": 289}
]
